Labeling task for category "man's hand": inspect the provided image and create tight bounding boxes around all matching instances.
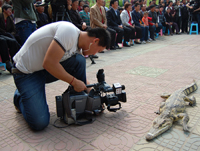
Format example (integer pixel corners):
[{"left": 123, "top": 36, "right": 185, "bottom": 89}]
[
  {"left": 155, "top": 23, "right": 158, "bottom": 27},
  {"left": 72, "top": 78, "right": 87, "bottom": 92},
  {"left": 119, "top": 25, "right": 123, "bottom": 28},
  {"left": 103, "top": 24, "right": 107, "bottom": 29},
  {"left": 82, "top": 22, "right": 87, "bottom": 30}
]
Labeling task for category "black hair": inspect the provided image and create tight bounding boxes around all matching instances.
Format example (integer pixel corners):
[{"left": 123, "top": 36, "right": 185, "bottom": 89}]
[
  {"left": 87, "top": 28, "right": 111, "bottom": 49},
  {"left": 134, "top": 3, "right": 140, "bottom": 7},
  {"left": 2, "top": 4, "right": 12, "bottom": 12},
  {"left": 110, "top": 0, "right": 118, "bottom": 6},
  {"left": 83, "top": 4, "right": 89, "bottom": 9}
]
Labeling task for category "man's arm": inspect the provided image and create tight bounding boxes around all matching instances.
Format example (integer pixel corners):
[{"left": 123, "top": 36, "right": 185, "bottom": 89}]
[
  {"left": 106, "top": 10, "right": 119, "bottom": 27},
  {"left": 43, "top": 40, "right": 87, "bottom": 92},
  {"left": 90, "top": 7, "right": 104, "bottom": 28}
]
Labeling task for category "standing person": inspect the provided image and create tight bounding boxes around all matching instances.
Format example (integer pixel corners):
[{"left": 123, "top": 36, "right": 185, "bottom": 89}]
[
  {"left": 174, "top": 0, "right": 182, "bottom": 32},
  {"left": 90, "top": 0, "right": 116, "bottom": 50},
  {"left": 79, "top": 4, "right": 90, "bottom": 26},
  {"left": 106, "top": 0, "right": 131, "bottom": 47},
  {"left": 12, "top": 0, "right": 37, "bottom": 45},
  {"left": 120, "top": 2, "right": 142, "bottom": 45},
  {"left": 158, "top": 5, "right": 170, "bottom": 35},
  {"left": 12, "top": 21, "right": 111, "bottom": 131},
  {"left": 181, "top": 0, "right": 189, "bottom": 33}
]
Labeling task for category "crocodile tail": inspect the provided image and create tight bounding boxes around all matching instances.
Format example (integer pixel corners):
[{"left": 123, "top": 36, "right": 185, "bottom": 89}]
[{"left": 183, "top": 80, "right": 198, "bottom": 96}]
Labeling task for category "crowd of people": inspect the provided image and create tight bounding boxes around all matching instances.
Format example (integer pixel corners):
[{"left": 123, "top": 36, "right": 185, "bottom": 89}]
[{"left": 0, "top": 0, "right": 199, "bottom": 73}]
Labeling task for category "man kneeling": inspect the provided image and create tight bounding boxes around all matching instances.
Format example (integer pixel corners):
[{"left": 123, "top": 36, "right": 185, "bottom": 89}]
[{"left": 12, "top": 21, "right": 110, "bottom": 131}]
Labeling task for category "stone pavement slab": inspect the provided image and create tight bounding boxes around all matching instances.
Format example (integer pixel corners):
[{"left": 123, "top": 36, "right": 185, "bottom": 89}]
[{"left": 1, "top": 34, "right": 200, "bottom": 150}]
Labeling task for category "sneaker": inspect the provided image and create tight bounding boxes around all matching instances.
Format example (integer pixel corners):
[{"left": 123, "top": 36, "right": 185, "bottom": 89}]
[
  {"left": 148, "top": 38, "right": 153, "bottom": 41},
  {"left": 141, "top": 41, "right": 146, "bottom": 44},
  {"left": 147, "top": 40, "right": 151, "bottom": 43}
]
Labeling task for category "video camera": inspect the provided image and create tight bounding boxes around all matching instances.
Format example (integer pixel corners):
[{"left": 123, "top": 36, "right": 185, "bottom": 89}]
[{"left": 55, "top": 69, "right": 127, "bottom": 125}]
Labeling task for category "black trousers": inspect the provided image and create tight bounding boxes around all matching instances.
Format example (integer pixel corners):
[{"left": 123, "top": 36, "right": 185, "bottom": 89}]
[
  {"left": 149, "top": 25, "right": 155, "bottom": 40},
  {"left": 175, "top": 16, "right": 182, "bottom": 32},
  {"left": 125, "top": 26, "right": 142, "bottom": 40},
  {"left": 0, "top": 35, "right": 21, "bottom": 63},
  {"left": 107, "top": 27, "right": 116, "bottom": 47},
  {"left": 182, "top": 17, "right": 188, "bottom": 33},
  {"left": 110, "top": 26, "right": 124, "bottom": 43}
]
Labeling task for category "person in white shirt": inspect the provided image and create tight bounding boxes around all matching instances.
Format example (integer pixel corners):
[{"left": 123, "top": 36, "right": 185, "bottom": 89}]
[{"left": 12, "top": 21, "right": 111, "bottom": 131}]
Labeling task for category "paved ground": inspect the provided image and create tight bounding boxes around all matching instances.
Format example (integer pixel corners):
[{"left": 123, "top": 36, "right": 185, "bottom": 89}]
[{"left": 1, "top": 33, "right": 200, "bottom": 151}]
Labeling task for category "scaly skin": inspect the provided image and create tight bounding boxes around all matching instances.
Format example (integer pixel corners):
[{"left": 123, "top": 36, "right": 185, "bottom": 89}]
[{"left": 146, "top": 81, "right": 197, "bottom": 141}]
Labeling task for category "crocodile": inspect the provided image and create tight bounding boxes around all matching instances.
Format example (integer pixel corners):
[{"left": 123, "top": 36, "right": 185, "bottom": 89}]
[{"left": 145, "top": 81, "right": 198, "bottom": 141}]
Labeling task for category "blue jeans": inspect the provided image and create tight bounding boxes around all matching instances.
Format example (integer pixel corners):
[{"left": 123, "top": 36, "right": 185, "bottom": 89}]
[
  {"left": 155, "top": 23, "right": 163, "bottom": 33},
  {"left": 15, "top": 20, "right": 36, "bottom": 45},
  {"left": 13, "top": 54, "right": 86, "bottom": 130},
  {"left": 139, "top": 25, "right": 148, "bottom": 41}
]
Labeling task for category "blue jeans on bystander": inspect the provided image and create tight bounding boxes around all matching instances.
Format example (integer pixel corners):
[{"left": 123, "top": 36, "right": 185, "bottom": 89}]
[{"left": 15, "top": 20, "right": 36, "bottom": 45}]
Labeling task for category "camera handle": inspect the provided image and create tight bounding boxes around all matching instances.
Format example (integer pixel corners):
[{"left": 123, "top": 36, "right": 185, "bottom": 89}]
[{"left": 107, "top": 103, "right": 121, "bottom": 112}]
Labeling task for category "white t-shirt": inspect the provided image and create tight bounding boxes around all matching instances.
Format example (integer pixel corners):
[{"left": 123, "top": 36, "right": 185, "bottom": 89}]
[{"left": 13, "top": 21, "right": 81, "bottom": 74}]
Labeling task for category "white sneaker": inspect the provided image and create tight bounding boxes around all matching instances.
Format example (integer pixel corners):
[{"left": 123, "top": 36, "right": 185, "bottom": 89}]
[
  {"left": 141, "top": 41, "right": 146, "bottom": 44},
  {"left": 149, "top": 38, "right": 153, "bottom": 41},
  {"left": 147, "top": 40, "right": 151, "bottom": 43}
]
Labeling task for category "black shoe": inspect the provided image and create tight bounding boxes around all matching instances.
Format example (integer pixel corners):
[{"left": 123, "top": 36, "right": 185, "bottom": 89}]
[
  {"left": 176, "top": 32, "right": 181, "bottom": 35},
  {"left": 130, "top": 43, "right": 134, "bottom": 46},
  {"left": 110, "top": 46, "right": 116, "bottom": 50},
  {"left": 6, "top": 61, "right": 13, "bottom": 73},
  {"left": 99, "top": 51, "right": 104, "bottom": 53},
  {"left": 91, "top": 55, "right": 99, "bottom": 58},
  {"left": 115, "top": 45, "right": 122, "bottom": 49},
  {"left": 123, "top": 43, "right": 130, "bottom": 47},
  {"left": 134, "top": 41, "right": 141, "bottom": 44}
]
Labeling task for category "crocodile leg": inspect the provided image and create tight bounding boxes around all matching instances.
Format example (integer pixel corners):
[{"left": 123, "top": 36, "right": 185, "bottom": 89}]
[
  {"left": 155, "top": 102, "right": 166, "bottom": 114},
  {"left": 183, "top": 96, "right": 196, "bottom": 106},
  {"left": 172, "top": 113, "right": 190, "bottom": 131},
  {"left": 160, "top": 93, "right": 171, "bottom": 99}
]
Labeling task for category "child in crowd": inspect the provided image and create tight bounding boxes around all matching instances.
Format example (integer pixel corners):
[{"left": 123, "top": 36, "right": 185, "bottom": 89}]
[{"left": 142, "top": 11, "right": 152, "bottom": 42}]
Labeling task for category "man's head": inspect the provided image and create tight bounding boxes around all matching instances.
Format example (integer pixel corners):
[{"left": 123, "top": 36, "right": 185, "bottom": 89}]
[
  {"left": 177, "top": 0, "right": 180, "bottom": 5},
  {"left": 159, "top": 5, "right": 164, "bottom": 11},
  {"left": 96, "top": 0, "right": 105, "bottom": 6},
  {"left": 141, "top": 4, "right": 146, "bottom": 11},
  {"left": 150, "top": 4, "right": 155, "bottom": 12},
  {"left": 35, "top": 2, "right": 45, "bottom": 14},
  {"left": 155, "top": 6, "right": 159, "bottom": 12},
  {"left": 110, "top": 0, "right": 118, "bottom": 10},
  {"left": 152, "top": 0, "right": 156, "bottom": 4},
  {"left": 134, "top": 3, "right": 140, "bottom": 12},
  {"left": 2, "top": 4, "right": 12, "bottom": 17},
  {"left": 72, "top": 0, "right": 79, "bottom": 10},
  {"left": 149, "top": 1, "right": 154, "bottom": 5},
  {"left": 83, "top": 4, "right": 89, "bottom": 13},
  {"left": 79, "top": 0, "right": 84, "bottom": 6},
  {"left": 169, "top": 0, "right": 173, "bottom": 6},
  {"left": 139, "top": 0, "right": 143, "bottom": 5},
  {"left": 182, "top": 0, "right": 186, "bottom": 4},
  {"left": 166, "top": 7, "right": 170, "bottom": 13},
  {"left": 83, "top": 28, "right": 111, "bottom": 55}
]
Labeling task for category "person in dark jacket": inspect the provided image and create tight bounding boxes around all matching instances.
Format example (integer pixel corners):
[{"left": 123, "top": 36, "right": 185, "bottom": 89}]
[
  {"left": 107, "top": 0, "right": 131, "bottom": 47},
  {"left": 132, "top": 3, "right": 149, "bottom": 43},
  {"left": 181, "top": 0, "right": 189, "bottom": 33},
  {"left": 165, "top": 7, "right": 181, "bottom": 35},
  {"left": 35, "top": 1, "right": 49, "bottom": 28},
  {"left": 174, "top": 0, "right": 182, "bottom": 32},
  {"left": 69, "top": 0, "right": 89, "bottom": 31},
  {"left": 0, "top": 4, "right": 21, "bottom": 73},
  {"left": 148, "top": 5, "right": 163, "bottom": 34}
]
